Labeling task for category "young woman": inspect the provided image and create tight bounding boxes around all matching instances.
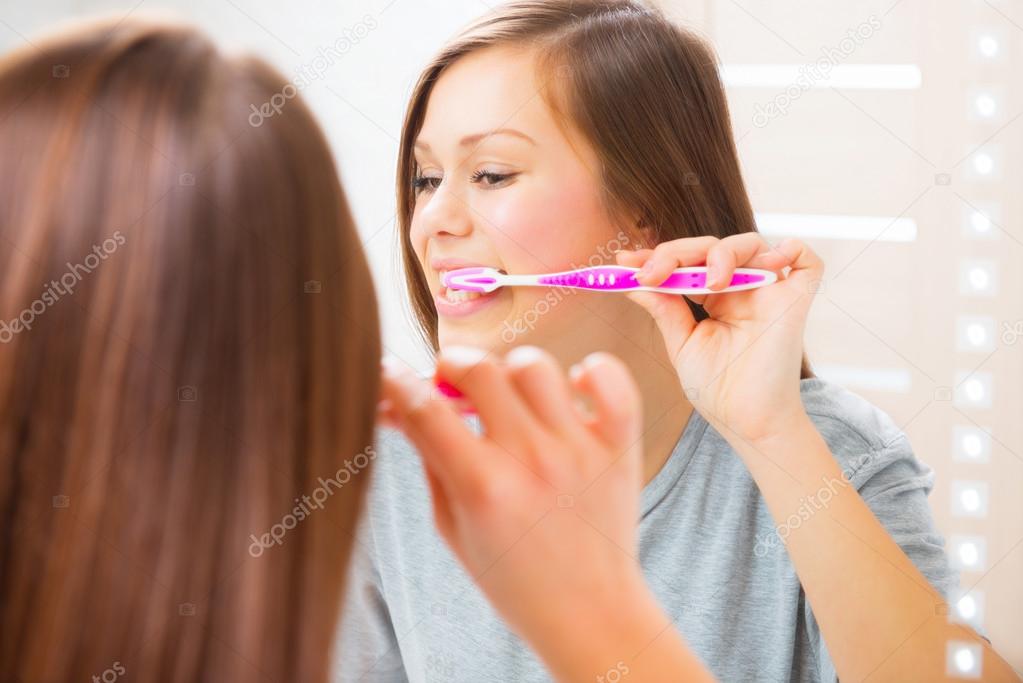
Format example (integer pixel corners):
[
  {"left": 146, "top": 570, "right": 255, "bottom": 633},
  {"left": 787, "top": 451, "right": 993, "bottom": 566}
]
[{"left": 341, "top": 1, "right": 1015, "bottom": 681}]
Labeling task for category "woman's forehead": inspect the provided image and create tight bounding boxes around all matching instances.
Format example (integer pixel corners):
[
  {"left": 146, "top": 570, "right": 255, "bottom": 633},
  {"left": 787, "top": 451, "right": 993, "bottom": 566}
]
[{"left": 418, "top": 47, "right": 559, "bottom": 151}]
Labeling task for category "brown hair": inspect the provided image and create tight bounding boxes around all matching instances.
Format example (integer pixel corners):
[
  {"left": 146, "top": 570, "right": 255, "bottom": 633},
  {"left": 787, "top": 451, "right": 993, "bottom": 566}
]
[
  {"left": 397, "top": 0, "right": 813, "bottom": 379},
  {"left": 0, "top": 19, "right": 379, "bottom": 682}
]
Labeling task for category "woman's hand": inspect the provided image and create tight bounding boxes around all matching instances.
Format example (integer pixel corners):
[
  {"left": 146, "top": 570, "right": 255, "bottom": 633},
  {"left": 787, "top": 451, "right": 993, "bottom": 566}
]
[
  {"left": 616, "top": 234, "right": 824, "bottom": 446},
  {"left": 380, "top": 346, "right": 645, "bottom": 637},
  {"left": 379, "top": 346, "right": 715, "bottom": 682}
]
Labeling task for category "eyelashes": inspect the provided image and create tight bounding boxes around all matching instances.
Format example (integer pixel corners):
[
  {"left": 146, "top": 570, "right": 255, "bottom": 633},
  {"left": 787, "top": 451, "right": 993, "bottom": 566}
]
[
  {"left": 412, "top": 170, "right": 518, "bottom": 195},
  {"left": 412, "top": 175, "right": 441, "bottom": 193},
  {"left": 468, "top": 170, "right": 514, "bottom": 186}
]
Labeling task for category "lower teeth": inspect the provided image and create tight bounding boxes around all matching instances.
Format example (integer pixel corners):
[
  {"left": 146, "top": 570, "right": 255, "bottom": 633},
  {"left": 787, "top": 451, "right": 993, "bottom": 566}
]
[{"left": 444, "top": 289, "right": 484, "bottom": 303}]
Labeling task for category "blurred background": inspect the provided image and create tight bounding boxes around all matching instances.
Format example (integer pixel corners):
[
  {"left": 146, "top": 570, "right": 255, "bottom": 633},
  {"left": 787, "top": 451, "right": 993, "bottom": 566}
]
[{"left": 3, "top": 0, "right": 1020, "bottom": 673}]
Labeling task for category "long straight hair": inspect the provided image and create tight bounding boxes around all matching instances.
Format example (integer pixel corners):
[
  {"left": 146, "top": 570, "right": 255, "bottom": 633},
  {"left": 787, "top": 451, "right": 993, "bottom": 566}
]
[
  {"left": 0, "top": 19, "right": 380, "bottom": 682},
  {"left": 396, "top": 0, "right": 813, "bottom": 379}
]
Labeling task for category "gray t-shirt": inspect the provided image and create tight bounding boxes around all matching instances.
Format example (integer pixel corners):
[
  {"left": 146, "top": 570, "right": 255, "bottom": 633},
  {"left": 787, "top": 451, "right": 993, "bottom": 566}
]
[{"left": 334, "top": 377, "right": 958, "bottom": 682}]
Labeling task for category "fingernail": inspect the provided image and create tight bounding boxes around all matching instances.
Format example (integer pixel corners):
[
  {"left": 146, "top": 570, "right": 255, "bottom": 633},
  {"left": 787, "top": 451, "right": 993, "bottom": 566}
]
[
  {"left": 568, "top": 363, "right": 583, "bottom": 382},
  {"left": 707, "top": 266, "right": 720, "bottom": 285},
  {"left": 440, "top": 345, "right": 489, "bottom": 367},
  {"left": 433, "top": 376, "right": 477, "bottom": 415},
  {"left": 434, "top": 378, "right": 463, "bottom": 398},
  {"left": 505, "top": 345, "right": 545, "bottom": 368}
]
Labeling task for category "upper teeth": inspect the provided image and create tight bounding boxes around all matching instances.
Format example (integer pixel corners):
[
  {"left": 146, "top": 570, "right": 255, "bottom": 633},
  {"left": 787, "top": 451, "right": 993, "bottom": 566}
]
[{"left": 438, "top": 269, "right": 483, "bottom": 302}]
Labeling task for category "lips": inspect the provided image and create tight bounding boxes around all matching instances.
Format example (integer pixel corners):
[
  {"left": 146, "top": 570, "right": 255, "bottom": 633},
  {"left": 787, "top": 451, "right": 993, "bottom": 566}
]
[{"left": 429, "top": 257, "right": 506, "bottom": 317}]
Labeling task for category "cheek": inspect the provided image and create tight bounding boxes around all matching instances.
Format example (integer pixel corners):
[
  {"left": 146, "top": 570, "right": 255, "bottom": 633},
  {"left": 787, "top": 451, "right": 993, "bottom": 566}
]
[{"left": 485, "top": 180, "right": 614, "bottom": 272}]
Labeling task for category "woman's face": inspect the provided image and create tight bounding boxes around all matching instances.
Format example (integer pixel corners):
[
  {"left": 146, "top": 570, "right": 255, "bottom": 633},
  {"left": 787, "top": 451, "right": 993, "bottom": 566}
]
[{"left": 410, "top": 46, "right": 634, "bottom": 354}]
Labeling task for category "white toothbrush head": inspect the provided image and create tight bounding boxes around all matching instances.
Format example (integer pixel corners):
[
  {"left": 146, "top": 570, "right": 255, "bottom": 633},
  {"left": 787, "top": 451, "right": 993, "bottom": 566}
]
[{"left": 442, "top": 267, "right": 504, "bottom": 294}]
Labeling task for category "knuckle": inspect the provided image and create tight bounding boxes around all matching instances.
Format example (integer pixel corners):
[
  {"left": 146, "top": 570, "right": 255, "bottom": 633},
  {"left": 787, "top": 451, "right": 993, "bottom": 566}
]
[{"left": 471, "top": 472, "right": 511, "bottom": 511}]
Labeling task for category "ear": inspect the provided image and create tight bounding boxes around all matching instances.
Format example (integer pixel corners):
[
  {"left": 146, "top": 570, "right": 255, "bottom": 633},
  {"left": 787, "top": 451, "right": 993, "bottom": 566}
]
[{"left": 631, "top": 212, "right": 656, "bottom": 250}]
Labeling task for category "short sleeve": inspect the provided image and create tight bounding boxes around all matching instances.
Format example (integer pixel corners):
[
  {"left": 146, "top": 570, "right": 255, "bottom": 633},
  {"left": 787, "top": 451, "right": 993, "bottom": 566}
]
[{"left": 807, "top": 433, "right": 959, "bottom": 682}]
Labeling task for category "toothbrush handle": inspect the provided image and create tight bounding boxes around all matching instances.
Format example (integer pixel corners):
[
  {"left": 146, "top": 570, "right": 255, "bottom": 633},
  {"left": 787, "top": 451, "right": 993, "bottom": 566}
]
[{"left": 524, "top": 266, "right": 775, "bottom": 294}]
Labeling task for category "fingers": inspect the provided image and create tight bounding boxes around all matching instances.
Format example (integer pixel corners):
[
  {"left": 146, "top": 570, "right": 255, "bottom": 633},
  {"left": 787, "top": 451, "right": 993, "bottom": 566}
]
[
  {"left": 569, "top": 352, "right": 642, "bottom": 452},
  {"left": 772, "top": 237, "right": 824, "bottom": 290},
  {"left": 613, "top": 248, "right": 654, "bottom": 268},
  {"left": 376, "top": 397, "right": 400, "bottom": 429},
  {"left": 504, "top": 345, "right": 587, "bottom": 436},
  {"left": 423, "top": 466, "right": 455, "bottom": 545},
  {"left": 632, "top": 236, "right": 718, "bottom": 287},
  {"left": 705, "top": 233, "right": 789, "bottom": 291},
  {"left": 615, "top": 249, "right": 707, "bottom": 306},
  {"left": 617, "top": 233, "right": 788, "bottom": 292},
  {"left": 380, "top": 360, "right": 488, "bottom": 493},
  {"left": 435, "top": 346, "right": 545, "bottom": 452}
]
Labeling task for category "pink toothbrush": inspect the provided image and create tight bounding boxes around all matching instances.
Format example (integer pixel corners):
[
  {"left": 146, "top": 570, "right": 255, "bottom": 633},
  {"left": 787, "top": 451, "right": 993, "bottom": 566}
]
[{"left": 442, "top": 265, "right": 776, "bottom": 295}]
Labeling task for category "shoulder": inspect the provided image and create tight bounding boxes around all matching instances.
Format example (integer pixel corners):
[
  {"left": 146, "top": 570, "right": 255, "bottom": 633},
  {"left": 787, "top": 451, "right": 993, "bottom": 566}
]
[{"left": 797, "top": 377, "right": 930, "bottom": 492}]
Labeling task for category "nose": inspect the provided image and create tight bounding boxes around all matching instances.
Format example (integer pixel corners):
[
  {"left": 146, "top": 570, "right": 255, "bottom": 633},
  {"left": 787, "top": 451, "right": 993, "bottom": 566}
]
[{"left": 416, "top": 181, "right": 473, "bottom": 240}]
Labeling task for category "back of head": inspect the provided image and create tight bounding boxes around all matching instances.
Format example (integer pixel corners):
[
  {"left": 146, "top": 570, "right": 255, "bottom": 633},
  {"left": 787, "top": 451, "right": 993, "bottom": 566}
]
[{"left": 0, "top": 18, "right": 379, "bottom": 682}]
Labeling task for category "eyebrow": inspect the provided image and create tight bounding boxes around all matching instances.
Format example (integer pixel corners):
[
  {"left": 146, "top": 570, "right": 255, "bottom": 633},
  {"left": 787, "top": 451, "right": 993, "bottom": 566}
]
[{"left": 414, "top": 128, "right": 536, "bottom": 151}]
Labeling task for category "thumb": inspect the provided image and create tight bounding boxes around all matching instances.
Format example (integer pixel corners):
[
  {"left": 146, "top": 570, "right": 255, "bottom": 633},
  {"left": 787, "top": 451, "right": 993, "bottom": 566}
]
[{"left": 624, "top": 290, "right": 698, "bottom": 362}]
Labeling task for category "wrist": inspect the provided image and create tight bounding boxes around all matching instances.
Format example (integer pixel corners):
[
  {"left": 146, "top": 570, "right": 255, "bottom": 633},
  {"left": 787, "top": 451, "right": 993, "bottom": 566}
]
[
  {"left": 532, "top": 570, "right": 715, "bottom": 683},
  {"left": 520, "top": 568, "right": 661, "bottom": 679},
  {"left": 745, "top": 409, "right": 815, "bottom": 453}
]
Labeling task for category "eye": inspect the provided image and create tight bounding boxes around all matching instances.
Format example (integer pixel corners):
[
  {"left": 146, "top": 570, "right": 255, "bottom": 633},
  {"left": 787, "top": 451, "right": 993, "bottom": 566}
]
[
  {"left": 470, "top": 170, "right": 517, "bottom": 188},
  {"left": 412, "top": 173, "right": 442, "bottom": 195}
]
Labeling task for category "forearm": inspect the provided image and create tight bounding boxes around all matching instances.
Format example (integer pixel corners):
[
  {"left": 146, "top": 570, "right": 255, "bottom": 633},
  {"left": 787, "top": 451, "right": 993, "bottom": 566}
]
[
  {"left": 525, "top": 576, "right": 716, "bottom": 683},
  {"left": 734, "top": 415, "right": 1018, "bottom": 681}
]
